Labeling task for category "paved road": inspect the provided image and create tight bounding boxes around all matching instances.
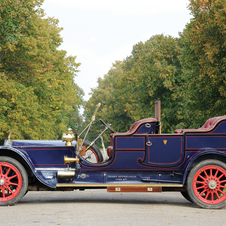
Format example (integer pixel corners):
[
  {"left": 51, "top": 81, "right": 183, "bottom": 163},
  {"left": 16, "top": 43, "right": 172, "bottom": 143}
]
[{"left": 1, "top": 190, "right": 225, "bottom": 226}]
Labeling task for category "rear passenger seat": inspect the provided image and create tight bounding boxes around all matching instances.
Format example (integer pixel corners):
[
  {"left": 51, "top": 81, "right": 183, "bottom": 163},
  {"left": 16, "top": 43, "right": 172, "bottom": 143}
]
[{"left": 175, "top": 116, "right": 226, "bottom": 134}]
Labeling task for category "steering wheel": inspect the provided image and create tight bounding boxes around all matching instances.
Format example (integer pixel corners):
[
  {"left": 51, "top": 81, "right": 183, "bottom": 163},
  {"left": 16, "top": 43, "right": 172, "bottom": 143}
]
[{"left": 100, "top": 119, "right": 115, "bottom": 133}]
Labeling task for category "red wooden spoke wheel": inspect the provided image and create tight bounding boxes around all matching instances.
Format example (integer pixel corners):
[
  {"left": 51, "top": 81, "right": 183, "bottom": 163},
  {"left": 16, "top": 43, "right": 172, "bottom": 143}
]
[
  {"left": 193, "top": 165, "right": 226, "bottom": 205},
  {"left": 0, "top": 157, "right": 28, "bottom": 206},
  {"left": 188, "top": 160, "right": 226, "bottom": 209},
  {"left": 0, "top": 162, "right": 23, "bottom": 202}
]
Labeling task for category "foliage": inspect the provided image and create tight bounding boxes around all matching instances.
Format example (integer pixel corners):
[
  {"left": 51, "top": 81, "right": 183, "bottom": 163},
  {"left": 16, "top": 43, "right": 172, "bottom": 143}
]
[
  {"left": 0, "top": 1, "right": 83, "bottom": 141},
  {"left": 85, "top": 0, "right": 226, "bottom": 145},
  {"left": 117, "top": 35, "right": 183, "bottom": 132},
  {"left": 84, "top": 35, "right": 183, "bottom": 147},
  {"left": 180, "top": 0, "right": 226, "bottom": 127},
  {"left": 0, "top": 0, "right": 44, "bottom": 48},
  {"left": 83, "top": 61, "right": 129, "bottom": 145}
]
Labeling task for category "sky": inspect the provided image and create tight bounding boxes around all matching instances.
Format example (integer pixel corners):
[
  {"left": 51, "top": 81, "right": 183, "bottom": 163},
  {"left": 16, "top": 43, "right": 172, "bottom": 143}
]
[{"left": 42, "top": 0, "right": 192, "bottom": 101}]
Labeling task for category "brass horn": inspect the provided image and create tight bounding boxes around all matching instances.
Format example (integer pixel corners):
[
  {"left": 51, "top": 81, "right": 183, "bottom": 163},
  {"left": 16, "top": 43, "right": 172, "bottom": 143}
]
[{"left": 64, "top": 156, "right": 78, "bottom": 164}]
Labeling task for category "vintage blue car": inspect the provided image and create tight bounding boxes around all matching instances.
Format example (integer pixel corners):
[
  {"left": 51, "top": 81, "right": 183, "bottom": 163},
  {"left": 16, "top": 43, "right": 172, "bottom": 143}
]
[{"left": 0, "top": 100, "right": 226, "bottom": 209}]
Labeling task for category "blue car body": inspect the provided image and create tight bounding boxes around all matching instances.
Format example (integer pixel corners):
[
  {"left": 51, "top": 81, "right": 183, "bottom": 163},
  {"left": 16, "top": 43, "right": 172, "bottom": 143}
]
[{"left": 1, "top": 111, "right": 226, "bottom": 208}]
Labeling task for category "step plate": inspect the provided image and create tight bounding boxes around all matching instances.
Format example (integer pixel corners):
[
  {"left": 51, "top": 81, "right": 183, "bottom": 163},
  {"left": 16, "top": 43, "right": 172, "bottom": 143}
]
[{"left": 107, "top": 186, "right": 162, "bottom": 192}]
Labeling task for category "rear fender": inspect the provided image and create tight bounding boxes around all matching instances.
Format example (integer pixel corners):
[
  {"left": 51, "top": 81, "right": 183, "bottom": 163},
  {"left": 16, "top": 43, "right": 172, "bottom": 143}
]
[{"left": 183, "top": 150, "right": 226, "bottom": 185}]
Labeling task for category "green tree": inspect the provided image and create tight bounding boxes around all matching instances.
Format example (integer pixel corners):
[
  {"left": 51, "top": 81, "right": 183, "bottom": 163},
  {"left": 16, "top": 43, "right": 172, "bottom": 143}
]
[
  {"left": 84, "top": 35, "right": 183, "bottom": 146},
  {"left": 180, "top": 0, "right": 226, "bottom": 127},
  {"left": 0, "top": 1, "right": 83, "bottom": 141},
  {"left": 0, "top": 0, "right": 41, "bottom": 47},
  {"left": 117, "top": 35, "right": 183, "bottom": 132},
  {"left": 84, "top": 61, "right": 130, "bottom": 146}
]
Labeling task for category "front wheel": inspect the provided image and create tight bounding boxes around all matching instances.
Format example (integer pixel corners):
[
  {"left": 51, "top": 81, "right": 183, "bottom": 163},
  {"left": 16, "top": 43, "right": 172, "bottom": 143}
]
[
  {"left": 82, "top": 140, "right": 103, "bottom": 163},
  {"left": 187, "top": 159, "right": 226, "bottom": 209},
  {"left": 0, "top": 156, "right": 28, "bottom": 206}
]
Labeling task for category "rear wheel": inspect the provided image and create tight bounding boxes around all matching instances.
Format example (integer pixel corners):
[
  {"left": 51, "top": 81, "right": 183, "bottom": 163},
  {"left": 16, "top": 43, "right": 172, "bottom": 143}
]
[
  {"left": 187, "top": 159, "right": 226, "bottom": 209},
  {"left": 0, "top": 156, "right": 28, "bottom": 206},
  {"left": 82, "top": 140, "right": 103, "bottom": 163}
]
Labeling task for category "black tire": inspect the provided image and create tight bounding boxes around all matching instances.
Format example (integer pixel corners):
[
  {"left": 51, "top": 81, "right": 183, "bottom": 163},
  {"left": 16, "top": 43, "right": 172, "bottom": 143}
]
[
  {"left": 82, "top": 140, "right": 103, "bottom": 163},
  {"left": 0, "top": 156, "right": 28, "bottom": 206},
  {"left": 181, "top": 191, "right": 193, "bottom": 203},
  {"left": 187, "top": 159, "right": 226, "bottom": 209}
]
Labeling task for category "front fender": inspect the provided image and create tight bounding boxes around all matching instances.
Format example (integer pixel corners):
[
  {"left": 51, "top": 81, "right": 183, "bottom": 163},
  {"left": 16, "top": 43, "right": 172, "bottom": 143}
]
[
  {"left": 183, "top": 150, "right": 226, "bottom": 185},
  {"left": 0, "top": 146, "right": 55, "bottom": 188}
]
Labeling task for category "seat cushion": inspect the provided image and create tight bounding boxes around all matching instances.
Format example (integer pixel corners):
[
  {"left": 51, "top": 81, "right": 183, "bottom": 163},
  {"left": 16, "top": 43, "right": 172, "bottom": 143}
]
[
  {"left": 175, "top": 115, "right": 226, "bottom": 134},
  {"left": 107, "top": 146, "right": 113, "bottom": 158}
]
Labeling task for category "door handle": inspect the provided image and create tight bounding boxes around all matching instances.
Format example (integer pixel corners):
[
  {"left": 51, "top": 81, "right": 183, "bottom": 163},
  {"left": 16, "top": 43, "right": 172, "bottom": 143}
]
[{"left": 146, "top": 141, "right": 152, "bottom": 146}]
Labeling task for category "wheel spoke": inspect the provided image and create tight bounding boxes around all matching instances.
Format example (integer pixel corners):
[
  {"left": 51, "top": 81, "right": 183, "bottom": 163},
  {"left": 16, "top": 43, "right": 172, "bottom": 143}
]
[
  {"left": 198, "top": 174, "right": 206, "bottom": 181},
  {"left": 216, "top": 188, "right": 225, "bottom": 195},
  {"left": 2, "top": 188, "right": 5, "bottom": 198},
  {"left": 219, "top": 185, "right": 226, "bottom": 189},
  {"left": 199, "top": 189, "right": 207, "bottom": 196},
  {"left": 196, "top": 185, "right": 206, "bottom": 190},
  {"left": 9, "top": 182, "right": 18, "bottom": 186},
  {"left": 8, "top": 174, "right": 17, "bottom": 180},
  {"left": 5, "top": 168, "right": 10, "bottom": 177},
  {"left": 219, "top": 180, "right": 226, "bottom": 184},
  {"left": 218, "top": 173, "right": 224, "bottom": 180},
  {"left": 0, "top": 165, "right": 2, "bottom": 175},
  {"left": 210, "top": 192, "right": 214, "bottom": 201},
  {"left": 204, "top": 191, "right": 210, "bottom": 200},
  {"left": 214, "top": 169, "right": 219, "bottom": 177},
  {"left": 203, "top": 170, "right": 209, "bottom": 178},
  {"left": 214, "top": 191, "right": 220, "bottom": 199},
  {"left": 210, "top": 168, "right": 213, "bottom": 177},
  {"left": 196, "top": 180, "right": 205, "bottom": 185},
  {"left": 7, "top": 186, "right": 13, "bottom": 194}
]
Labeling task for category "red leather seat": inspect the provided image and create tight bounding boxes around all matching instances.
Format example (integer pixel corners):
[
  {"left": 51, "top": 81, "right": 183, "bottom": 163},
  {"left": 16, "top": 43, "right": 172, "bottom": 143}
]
[
  {"left": 175, "top": 116, "right": 226, "bottom": 134},
  {"left": 107, "top": 146, "right": 113, "bottom": 158},
  {"left": 123, "top": 118, "right": 157, "bottom": 134},
  {"left": 107, "top": 118, "right": 157, "bottom": 158}
]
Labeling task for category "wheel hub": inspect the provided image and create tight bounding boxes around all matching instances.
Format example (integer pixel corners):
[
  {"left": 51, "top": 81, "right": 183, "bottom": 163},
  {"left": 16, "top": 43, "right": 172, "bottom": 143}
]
[
  {"left": 0, "top": 179, "right": 5, "bottom": 186},
  {"left": 208, "top": 180, "right": 217, "bottom": 189}
]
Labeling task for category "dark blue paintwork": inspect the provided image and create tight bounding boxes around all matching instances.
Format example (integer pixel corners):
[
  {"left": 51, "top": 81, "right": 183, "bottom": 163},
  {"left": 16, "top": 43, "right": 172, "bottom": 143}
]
[{"left": 1, "top": 116, "right": 226, "bottom": 189}]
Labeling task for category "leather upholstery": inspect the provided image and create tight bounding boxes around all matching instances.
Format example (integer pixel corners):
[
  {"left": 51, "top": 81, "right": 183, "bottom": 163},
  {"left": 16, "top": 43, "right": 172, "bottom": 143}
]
[
  {"left": 175, "top": 116, "right": 226, "bottom": 134},
  {"left": 107, "top": 146, "right": 113, "bottom": 158}
]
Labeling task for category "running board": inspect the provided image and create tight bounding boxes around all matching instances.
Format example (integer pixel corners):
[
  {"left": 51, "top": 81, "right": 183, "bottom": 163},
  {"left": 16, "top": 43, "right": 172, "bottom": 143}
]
[{"left": 56, "top": 183, "right": 183, "bottom": 188}]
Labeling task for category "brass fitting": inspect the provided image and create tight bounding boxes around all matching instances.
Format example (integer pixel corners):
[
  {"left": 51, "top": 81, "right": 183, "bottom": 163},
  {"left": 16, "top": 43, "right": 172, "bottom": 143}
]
[{"left": 62, "top": 128, "right": 75, "bottom": 146}]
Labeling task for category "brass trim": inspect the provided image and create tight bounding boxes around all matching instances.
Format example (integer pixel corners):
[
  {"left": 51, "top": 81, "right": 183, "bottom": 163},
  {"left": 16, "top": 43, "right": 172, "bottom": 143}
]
[
  {"left": 146, "top": 141, "right": 152, "bottom": 146},
  {"left": 64, "top": 156, "right": 79, "bottom": 164},
  {"left": 35, "top": 168, "right": 75, "bottom": 171},
  {"left": 56, "top": 183, "right": 183, "bottom": 188},
  {"left": 12, "top": 146, "right": 70, "bottom": 148},
  {"left": 57, "top": 171, "right": 76, "bottom": 179}
]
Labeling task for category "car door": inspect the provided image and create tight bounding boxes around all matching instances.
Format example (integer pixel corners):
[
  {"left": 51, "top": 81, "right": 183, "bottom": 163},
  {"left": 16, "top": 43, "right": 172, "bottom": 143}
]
[{"left": 141, "top": 135, "right": 184, "bottom": 167}]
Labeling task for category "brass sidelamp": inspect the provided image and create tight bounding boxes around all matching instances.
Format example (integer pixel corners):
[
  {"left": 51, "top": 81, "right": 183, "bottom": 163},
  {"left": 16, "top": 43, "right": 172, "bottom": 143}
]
[{"left": 62, "top": 128, "right": 75, "bottom": 146}]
